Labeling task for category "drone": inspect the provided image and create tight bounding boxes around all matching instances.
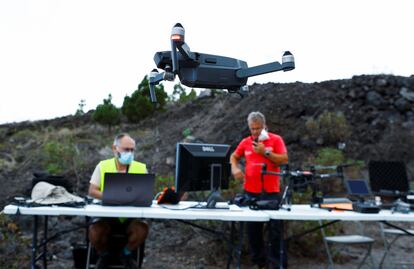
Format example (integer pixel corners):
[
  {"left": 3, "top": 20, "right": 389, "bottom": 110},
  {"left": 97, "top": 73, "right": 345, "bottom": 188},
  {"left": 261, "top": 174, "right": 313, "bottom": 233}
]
[{"left": 148, "top": 23, "right": 295, "bottom": 102}]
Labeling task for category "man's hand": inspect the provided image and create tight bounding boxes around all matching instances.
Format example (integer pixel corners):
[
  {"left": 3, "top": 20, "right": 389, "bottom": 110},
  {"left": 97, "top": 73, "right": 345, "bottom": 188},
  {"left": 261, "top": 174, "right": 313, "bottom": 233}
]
[
  {"left": 253, "top": 141, "right": 266, "bottom": 155},
  {"left": 230, "top": 152, "right": 244, "bottom": 180},
  {"left": 88, "top": 184, "right": 103, "bottom": 200},
  {"left": 232, "top": 167, "right": 245, "bottom": 181}
]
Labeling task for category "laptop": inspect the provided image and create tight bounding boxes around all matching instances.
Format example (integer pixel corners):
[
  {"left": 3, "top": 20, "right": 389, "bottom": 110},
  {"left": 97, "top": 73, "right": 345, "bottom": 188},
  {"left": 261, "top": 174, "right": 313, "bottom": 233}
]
[
  {"left": 345, "top": 179, "right": 372, "bottom": 198},
  {"left": 345, "top": 179, "right": 381, "bottom": 213},
  {"left": 102, "top": 173, "right": 155, "bottom": 207}
]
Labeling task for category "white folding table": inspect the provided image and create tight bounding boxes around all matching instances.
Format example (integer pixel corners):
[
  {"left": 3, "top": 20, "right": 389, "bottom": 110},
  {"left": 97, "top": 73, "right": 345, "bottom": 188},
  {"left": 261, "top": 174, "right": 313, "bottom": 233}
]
[
  {"left": 3, "top": 201, "right": 269, "bottom": 269},
  {"left": 264, "top": 205, "right": 414, "bottom": 269},
  {"left": 4, "top": 203, "right": 414, "bottom": 269}
]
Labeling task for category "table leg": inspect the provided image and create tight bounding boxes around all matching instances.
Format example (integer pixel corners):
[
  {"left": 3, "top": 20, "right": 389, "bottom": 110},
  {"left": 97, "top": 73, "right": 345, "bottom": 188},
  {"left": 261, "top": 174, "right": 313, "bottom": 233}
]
[
  {"left": 43, "top": 216, "right": 48, "bottom": 269},
  {"left": 279, "top": 220, "right": 285, "bottom": 269},
  {"left": 31, "top": 215, "right": 38, "bottom": 269},
  {"left": 226, "top": 222, "right": 235, "bottom": 269},
  {"left": 236, "top": 222, "right": 244, "bottom": 269}
]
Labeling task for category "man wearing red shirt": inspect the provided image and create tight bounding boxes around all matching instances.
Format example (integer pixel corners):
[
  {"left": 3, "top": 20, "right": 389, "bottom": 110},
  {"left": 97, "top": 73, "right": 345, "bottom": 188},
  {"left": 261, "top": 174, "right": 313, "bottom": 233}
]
[{"left": 231, "top": 111, "right": 288, "bottom": 269}]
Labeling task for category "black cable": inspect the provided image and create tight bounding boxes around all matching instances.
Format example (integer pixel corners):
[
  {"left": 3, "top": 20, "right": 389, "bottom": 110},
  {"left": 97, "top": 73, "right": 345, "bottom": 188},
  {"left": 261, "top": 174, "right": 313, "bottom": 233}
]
[{"left": 158, "top": 203, "right": 201, "bottom": 210}]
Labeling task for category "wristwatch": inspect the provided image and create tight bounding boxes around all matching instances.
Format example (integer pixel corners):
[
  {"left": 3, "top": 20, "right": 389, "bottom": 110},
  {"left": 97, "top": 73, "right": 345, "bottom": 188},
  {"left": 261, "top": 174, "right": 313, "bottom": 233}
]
[{"left": 264, "top": 148, "right": 271, "bottom": 157}]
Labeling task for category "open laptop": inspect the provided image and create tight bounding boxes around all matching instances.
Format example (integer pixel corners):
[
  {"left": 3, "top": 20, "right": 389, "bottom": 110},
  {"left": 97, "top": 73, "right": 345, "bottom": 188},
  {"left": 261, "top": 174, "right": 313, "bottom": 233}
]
[
  {"left": 102, "top": 173, "right": 155, "bottom": 207},
  {"left": 345, "top": 179, "right": 372, "bottom": 200},
  {"left": 345, "top": 179, "right": 381, "bottom": 213}
]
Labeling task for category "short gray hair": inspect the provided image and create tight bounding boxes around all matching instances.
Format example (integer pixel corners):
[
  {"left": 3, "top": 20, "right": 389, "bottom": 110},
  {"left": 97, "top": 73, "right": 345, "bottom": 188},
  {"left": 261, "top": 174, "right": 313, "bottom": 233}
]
[
  {"left": 113, "top": 133, "right": 133, "bottom": 146},
  {"left": 247, "top": 111, "right": 266, "bottom": 125}
]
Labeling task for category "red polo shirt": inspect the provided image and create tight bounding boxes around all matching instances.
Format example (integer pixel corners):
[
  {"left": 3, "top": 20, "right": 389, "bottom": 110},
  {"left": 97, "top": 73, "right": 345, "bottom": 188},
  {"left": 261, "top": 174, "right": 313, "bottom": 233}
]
[{"left": 234, "top": 132, "right": 287, "bottom": 193}]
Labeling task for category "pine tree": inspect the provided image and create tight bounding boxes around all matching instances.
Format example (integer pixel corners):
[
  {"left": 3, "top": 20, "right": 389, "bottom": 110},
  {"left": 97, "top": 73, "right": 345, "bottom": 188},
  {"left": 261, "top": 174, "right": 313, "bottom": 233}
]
[
  {"left": 122, "top": 76, "right": 168, "bottom": 123},
  {"left": 93, "top": 94, "right": 121, "bottom": 131}
]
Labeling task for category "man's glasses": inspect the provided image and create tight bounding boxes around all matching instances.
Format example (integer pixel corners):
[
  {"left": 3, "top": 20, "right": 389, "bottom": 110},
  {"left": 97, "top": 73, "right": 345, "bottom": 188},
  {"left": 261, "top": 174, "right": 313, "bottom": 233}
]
[{"left": 118, "top": 147, "right": 135, "bottom": 152}]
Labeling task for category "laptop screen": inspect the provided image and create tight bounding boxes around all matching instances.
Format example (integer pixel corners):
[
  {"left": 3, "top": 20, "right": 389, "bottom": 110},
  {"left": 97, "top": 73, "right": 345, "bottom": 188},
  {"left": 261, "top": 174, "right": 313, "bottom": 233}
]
[{"left": 345, "top": 179, "right": 371, "bottom": 196}]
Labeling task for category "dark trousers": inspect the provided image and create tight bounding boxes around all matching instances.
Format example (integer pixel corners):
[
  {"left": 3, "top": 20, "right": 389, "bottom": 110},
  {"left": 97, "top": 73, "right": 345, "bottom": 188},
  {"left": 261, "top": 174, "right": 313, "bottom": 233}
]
[{"left": 245, "top": 192, "right": 284, "bottom": 268}]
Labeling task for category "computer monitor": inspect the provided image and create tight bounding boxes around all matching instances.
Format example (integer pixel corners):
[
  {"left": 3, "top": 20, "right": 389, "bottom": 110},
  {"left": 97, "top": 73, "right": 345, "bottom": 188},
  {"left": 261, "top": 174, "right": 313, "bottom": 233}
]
[
  {"left": 174, "top": 142, "right": 231, "bottom": 193},
  {"left": 368, "top": 161, "right": 409, "bottom": 195}
]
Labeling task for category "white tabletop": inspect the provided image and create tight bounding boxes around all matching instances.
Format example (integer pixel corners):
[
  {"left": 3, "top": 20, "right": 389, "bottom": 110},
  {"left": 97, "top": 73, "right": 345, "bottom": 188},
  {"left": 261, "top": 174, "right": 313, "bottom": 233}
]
[
  {"left": 3, "top": 204, "right": 86, "bottom": 216},
  {"left": 140, "top": 202, "right": 269, "bottom": 221},
  {"left": 4, "top": 203, "right": 414, "bottom": 222},
  {"left": 265, "top": 204, "right": 414, "bottom": 222},
  {"left": 2, "top": 201, "right": 269, "bottom": 222}
]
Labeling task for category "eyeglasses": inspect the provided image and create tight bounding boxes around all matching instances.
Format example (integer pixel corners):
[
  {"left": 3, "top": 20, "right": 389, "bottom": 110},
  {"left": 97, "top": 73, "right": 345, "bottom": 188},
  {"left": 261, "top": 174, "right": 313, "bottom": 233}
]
[{"left": 118, "top": 147, "right": 135, "bottom": 152}]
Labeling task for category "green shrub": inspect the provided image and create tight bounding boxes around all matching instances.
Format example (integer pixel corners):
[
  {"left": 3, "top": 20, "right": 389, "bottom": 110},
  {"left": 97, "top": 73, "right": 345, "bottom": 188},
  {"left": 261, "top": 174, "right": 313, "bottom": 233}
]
[
  {"left": 314, "top": 148, "right": 345, "bottom": 166},
  {"left": 93, "top": 94, "right": 121, "bottom": 131},
  {"left": 12, "top": 129, "right": 37, "bottom": 141},
  {"left": 42, "top": 140, "right": 76, "bottom": 174},
  {"left": 154, "top": 175, "right": 175, "bottom": 193},
  {"left": 169, "top": 82, "right": 197, "bottom": 103},
  {"left": 182, "top": 128, "right": 191, "bottom": 138},
  {"left": 0, "top": 214, "right": 31, "bottom": 268},
  {"left": 305, "top": 111, "right": 351, "bottom": 145},
  {"left": 122, "top": 76, "right": 168, "bottom": 123}
]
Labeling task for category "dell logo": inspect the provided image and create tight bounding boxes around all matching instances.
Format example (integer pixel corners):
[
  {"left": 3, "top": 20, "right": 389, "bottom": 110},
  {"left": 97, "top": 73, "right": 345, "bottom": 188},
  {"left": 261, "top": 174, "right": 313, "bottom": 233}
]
[{"left": 202, "top": 146, "right": 215, "bottom": 152}]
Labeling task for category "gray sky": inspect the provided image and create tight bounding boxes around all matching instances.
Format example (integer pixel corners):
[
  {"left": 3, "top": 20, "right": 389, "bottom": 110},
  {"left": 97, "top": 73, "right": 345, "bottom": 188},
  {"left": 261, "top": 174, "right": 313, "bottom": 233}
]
[{"left": 0, "top": 0, "right": 413, "bottom": 124}]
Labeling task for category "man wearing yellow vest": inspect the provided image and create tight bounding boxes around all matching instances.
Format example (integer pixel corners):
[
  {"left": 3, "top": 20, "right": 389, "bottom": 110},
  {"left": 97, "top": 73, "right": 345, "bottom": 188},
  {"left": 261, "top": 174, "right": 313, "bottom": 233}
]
[{"left": 88, "top": 133, "right": 148, "bottom": 269}]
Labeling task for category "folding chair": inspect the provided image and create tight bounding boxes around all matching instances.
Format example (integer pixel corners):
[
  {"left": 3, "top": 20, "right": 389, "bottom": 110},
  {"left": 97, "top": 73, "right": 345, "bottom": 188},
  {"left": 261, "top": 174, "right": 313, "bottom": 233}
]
[
  {"left": 85, "top": 233, "right": 145, "bottom": 269},
  {"left": 378, "top": 222, "right": 414, "bottom": 268},
  {"left": 368, "top": 161, "right": 414, "bottom": 268},
  {"left": 319, "top": 220, "right": 375, "bottom": 269}
]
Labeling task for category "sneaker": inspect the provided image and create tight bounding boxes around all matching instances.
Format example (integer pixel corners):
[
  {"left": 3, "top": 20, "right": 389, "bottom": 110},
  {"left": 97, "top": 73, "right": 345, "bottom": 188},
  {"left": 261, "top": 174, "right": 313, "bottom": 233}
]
[
  {"left": 120, "top": 254, "right": 139, "bottom": 269},
  {"left": 95, "top": 253, "right": 110, "bottom": 269}
]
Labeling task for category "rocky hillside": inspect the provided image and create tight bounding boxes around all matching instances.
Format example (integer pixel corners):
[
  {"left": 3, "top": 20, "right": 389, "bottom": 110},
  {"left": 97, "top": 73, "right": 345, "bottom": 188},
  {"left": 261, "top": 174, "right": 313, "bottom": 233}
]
[
  {"left": 2, "top": 74, "right": 413, "bottom": 204},
  {"left": 1, "top": 74, "right": 414, "bottom": 268}
]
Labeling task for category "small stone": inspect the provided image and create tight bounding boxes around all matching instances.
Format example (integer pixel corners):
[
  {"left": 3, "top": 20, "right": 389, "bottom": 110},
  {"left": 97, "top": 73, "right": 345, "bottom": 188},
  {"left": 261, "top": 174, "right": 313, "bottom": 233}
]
[{"left": 400, "top": 87, "right": 414, "bottom": 101}]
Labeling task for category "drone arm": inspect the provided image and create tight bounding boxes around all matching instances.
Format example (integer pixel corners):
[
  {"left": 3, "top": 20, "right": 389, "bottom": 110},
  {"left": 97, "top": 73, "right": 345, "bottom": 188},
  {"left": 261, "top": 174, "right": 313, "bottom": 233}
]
[
  {"left": 236, "top": 61, "right": 283, "bottom": 79},
  {"left": 171, "top": 41, "right": 179, "bottom": 74},
  {"left": 148, "top": 71, "right": 164, "bottom": 103},
  {"left": 176, "top": 42, "right": 195, "bottom": 61},
  {"left": 149, "top": 69, "right": 175, "bottom": 103},
  {"left": 148, "top": 84, "right": 157, "bottom": 103},
  {"left": 236, "top": 51, "right": 295, "bottom": 79},
  {"left": 170, "top": 23, "right": 197, "bottom": 74}
]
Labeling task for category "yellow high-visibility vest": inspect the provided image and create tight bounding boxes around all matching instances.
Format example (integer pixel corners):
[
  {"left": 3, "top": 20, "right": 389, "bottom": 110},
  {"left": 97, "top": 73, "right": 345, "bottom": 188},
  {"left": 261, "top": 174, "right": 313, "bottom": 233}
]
[
  {"left": 99, "top": 158, "right": 147, "bottom": 223},
  {"left": 99, "top": 158, "right": 147, "bottom": 192}
]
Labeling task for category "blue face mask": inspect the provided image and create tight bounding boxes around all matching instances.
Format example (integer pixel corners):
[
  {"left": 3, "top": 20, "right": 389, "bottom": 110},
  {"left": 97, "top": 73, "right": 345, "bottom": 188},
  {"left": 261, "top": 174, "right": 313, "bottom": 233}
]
[{"left": 117, "top": 151, "right": 134, "bottom": 165}]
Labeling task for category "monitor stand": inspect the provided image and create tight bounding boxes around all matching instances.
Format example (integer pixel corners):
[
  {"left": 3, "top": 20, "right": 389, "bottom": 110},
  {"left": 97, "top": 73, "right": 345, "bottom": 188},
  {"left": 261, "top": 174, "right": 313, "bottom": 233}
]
[
  {"left": 189, "top": 189, "right": 229, "bottom": 209},
  {"left": 191, "top": 164, "right": 229, "bottom": 209},
  {"left": 205, "top": 188, "right": 226, "bottom": 208},
  {"left": 207, "top": 164, "right": 228, "bottom": 209}
]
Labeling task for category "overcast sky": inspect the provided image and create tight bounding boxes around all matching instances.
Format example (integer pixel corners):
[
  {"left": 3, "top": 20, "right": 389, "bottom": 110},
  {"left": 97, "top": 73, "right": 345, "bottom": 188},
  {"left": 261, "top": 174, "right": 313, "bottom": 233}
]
[{"left": 0, "top": 0, "right": 413, "bottom": 124}]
